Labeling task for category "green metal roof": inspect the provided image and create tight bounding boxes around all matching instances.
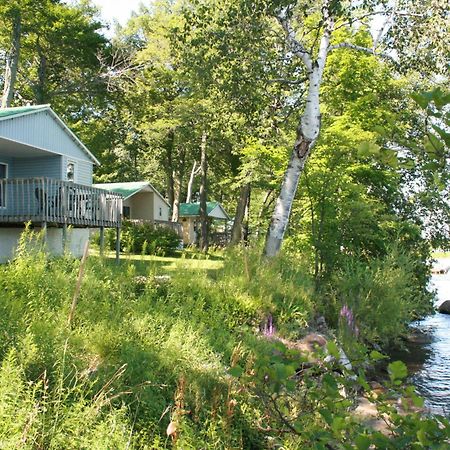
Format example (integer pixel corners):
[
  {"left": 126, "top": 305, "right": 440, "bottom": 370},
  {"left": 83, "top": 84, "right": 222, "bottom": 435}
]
[
  {"left": 93, "top": 181, "right": 170, "bottom": 206},
  {"left": 0, "top": 105, "right": 49, "bottom": 119},
  {"left": 179, "top": 202, "right": 229, "bottom": 219},
  {"left": 93, "top": 182, "right": 149, "bottom": 199}
]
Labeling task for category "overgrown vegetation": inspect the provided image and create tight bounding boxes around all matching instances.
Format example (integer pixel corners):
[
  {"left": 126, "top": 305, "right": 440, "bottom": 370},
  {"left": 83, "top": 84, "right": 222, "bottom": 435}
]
[
  {"left": 99, "top": 220, "right": 181, "bottom": 256},
  {"left": 0, "top": 231, "right": 447, "bottom": 448}
]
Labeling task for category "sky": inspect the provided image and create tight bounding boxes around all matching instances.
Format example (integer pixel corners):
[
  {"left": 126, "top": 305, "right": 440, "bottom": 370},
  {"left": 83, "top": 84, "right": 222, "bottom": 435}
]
[
  {"left": 92, "top": 0, "right": 147, "bottom": 27},
  {"left": 90, "top": 1, "right": 385, "bottom": 40}
]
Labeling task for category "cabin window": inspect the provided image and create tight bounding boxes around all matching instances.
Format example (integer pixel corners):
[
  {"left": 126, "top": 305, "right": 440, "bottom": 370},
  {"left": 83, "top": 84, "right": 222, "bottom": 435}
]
[
  {"left": 159, "top": 207, "right": 162, "bottom": 217},
  {"left": 0, "top": 163, "right": 7, "bottom": 208},
  {"left": 123, "top": 206, "right": 131, "bottom": 219},
  {"left": 67, "top": 162, "right": 75, "bottom": 182}
]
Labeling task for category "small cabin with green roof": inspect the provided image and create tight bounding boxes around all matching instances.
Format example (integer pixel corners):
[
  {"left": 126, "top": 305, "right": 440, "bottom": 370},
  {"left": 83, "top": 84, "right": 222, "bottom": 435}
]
[
  {"left": 0, "top": 105, "right": 122, "bottom": 262},
  {"left": 93, "top": 181, "right": 171, "bottom": 222},
  {"left": 179, "top": 202, "right": 230, "bottom": 245}
]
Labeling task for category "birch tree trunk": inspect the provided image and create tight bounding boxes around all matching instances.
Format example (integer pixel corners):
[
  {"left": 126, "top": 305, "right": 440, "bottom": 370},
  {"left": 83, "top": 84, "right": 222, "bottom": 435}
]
[
  {"left": 199, "top": 131, "right": 209, "bottom": 252},
  {"left": 263, "top": 8, "right": 332, "bottom": 257},
  {"left": 1, "top": 11, "right": 21, "bottom": 108},
  {"left": 230, "top": 183, "right": 251, "bottom": 245},
  {"left": 186, "top": 161, "right": 199, "bottom": 203},
  {"left": 165, "top": 130, "right": 175, "bottom": 209},
  {"left": 243, "top": 185, "right": 251, "bottom": 244},
  {"left": 171, "top": 176, "right": 181, "bottom": 222},
  {"left": 171, "top": 148, "right": 186, "bottom": 222}
]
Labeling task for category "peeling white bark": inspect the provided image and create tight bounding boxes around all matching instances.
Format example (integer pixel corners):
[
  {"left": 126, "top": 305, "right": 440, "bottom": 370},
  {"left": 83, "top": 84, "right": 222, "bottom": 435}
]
[
  {"left": 264, "top": 1, "right": 334, "bottom": 257},
  {"left": 264, "top": 142, "right": 308, "bottom": 257},
  {"left": 186, "top": 161, "right": 200, "bottom": 203},
  {"left": 199, "top": 131, "right": 209, "bottom": 252},
  {"left": 2, "top": 13, "right": 21, "bottom": 108}
]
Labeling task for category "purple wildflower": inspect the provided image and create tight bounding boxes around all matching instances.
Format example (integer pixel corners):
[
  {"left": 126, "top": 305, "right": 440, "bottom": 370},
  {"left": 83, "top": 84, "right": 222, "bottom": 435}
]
[
  {"left": 263, "top": 314, "right": 276, "bottom": 337},
  {"left": 339, "top": 304, "right": 359, "bottom": 336}
]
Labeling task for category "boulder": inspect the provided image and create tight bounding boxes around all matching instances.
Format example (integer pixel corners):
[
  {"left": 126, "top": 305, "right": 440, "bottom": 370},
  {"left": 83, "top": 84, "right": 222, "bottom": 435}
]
[
  {"left": 438, "top": 300, "right": 450, "bottom": 314},
  {"left": 406, "top": 329, "right": 432, "bottom": 344}
]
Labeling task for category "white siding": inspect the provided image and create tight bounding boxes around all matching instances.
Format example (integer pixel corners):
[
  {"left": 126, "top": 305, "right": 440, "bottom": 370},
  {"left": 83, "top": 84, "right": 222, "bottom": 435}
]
[
  {"left": 129, "top": 192, "right": 154, "bottom": 220},
  {"left": 154, "top": 194, "right": 170, "bottom": 221},
  {"left": 0, "top": 111, "right": 92, "bottom": 163}
]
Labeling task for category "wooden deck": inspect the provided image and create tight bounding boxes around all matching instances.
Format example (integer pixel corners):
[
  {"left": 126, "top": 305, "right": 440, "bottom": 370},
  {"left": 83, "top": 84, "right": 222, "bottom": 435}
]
[{"left": 0, "top": 178, "right": 122, "bottom": 228}]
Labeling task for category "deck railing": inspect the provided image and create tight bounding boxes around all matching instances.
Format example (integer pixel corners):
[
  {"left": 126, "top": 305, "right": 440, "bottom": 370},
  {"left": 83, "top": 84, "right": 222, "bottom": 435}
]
[{"left": 0, "top": 178, "right": 122, "bottom": 228}]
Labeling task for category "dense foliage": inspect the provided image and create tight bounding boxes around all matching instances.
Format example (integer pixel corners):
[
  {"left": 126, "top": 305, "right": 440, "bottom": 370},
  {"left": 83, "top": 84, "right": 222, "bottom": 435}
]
[
  {"left": 100, "top": 220, "right": 181, "bottom": 256},
  {"left": 0, "top": 1, "right": 449, "bottom": 447},
  {"left": 0, "top": 233, "right": 447, "bottom": 448}
]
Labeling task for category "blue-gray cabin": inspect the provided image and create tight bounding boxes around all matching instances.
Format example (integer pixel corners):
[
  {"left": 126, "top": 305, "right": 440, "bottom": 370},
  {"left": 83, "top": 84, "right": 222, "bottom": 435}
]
[{"left": 0, "top": 105, "right": 122, "bottom": 261}]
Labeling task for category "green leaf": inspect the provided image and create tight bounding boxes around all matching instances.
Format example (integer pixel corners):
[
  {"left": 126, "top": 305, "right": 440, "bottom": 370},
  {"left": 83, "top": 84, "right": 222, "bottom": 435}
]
[
  {"left": 355, "top": 434, "right": 371, "bottom": 450},
  {"left": 432, "top": 125, "right": 450, "bottom": 147},
  {"left": 331, "top": 416, "right": 345, "bottom": 433},
  {"left": 417, "top": 428, "right": 430, "bottom": 446},
  {"left": 357, "top": 141, "right": 380, "bottom": 157},
  {"left": 323, "top": 373, "right": 339, "bottom": 393},
  {"left": 373, "top": 125, "right": 386, "bottom": 136},
  {"left": 327, "top": 341, "right": 340, "bottom": 359},
  {"left": 399, "top": 159, "right": 416, "bottom": 170},
  {"left": 388, "top": 360, "right": 408, "bottom": 381},
  {"left": 381, "top": 149, "right": 398, "bottom": 167},
  {"left": 428, "top": 133, "right": 445, "bottom": 152},
  {"left": 319, "top": 408, "right": 333, "bottom": 426},
  {"left": 229, "top": 365, "right": 244, "bottom": 377},
  {"left": 410, "top": 92, "right": 430, "bottom": 109},
  {"left": 412, "top": 394, "right": 425, "bottom": 408},
  {"left": 370, "top": 350, "right": 387, "bottom": 361},
  {"left": 273, "top": 363, "right": 288, "bottom": 381}
]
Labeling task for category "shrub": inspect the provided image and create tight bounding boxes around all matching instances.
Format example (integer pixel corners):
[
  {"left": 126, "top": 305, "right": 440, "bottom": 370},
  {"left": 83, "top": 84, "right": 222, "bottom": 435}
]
[
  {"left": 327, "top": 248, "right": 434, "bottom": 347},
  {"left": 101, "top": 220, "right": 181, "bottom": 255}
]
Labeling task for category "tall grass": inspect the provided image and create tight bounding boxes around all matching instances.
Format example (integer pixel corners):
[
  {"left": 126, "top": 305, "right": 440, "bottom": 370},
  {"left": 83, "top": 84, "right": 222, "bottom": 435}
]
[{"left": 0, "top": 231, "right": 440, "bottom": 448}]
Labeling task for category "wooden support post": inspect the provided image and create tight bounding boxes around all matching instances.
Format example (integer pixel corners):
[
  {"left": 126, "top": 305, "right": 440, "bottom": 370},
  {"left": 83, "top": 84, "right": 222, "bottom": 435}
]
[
  {"left": 62, "top": 224, "right": 67, "bottom": 254},
  {"left": 41, "top": 221, "right": 47, "bottom": 247},
  {"left": 99, "top": 226, "right": 105, "bottom": 257},
  {"left": 115, "top": 227, "right": 120, "bottom": 263}
]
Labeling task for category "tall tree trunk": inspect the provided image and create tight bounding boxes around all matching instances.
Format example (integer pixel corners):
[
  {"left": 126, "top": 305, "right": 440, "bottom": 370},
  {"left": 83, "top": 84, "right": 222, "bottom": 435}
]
[
  {"left": 35, "top": 38, "right": 47, "bottom": 104},
  {"left": 165, "top": 130, "right": 175, "bottom": 208},
  {"left": 1, "top": 11, "right": 21, "bottom": 108},
  {"left": 264, "top": 51, "right": 329, "bottom": 257},
  {"left": 230, "top": 183, "right": 250, "bottom": 245},
  {"left": 256, "top": 190, "right": 273, "bottom": 238},
  {"left": 171, "top": 176, "right": 181, "bottom": 222},
  {"left": 264, "top": 5, "right": 333, "bottom": 257},
  {"left": 171, "top": 149, "right": 186, "bottom": 223},
  {"left": 243, "top": 186, "right": 251, "bottom": 244},
  {"left": 263, "top": 134, "right": 315, "bottom": 257},
  {"left": 186, "top": 161, "right": 199, "bottom": 203},
  {"left": 199, "top": 131, "right": 208, "bottom": 252}
]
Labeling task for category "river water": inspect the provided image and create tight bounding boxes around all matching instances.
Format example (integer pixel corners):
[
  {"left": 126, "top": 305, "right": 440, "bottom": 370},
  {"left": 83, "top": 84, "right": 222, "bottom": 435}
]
[{"left": 399, "top": 260, "right": 450, "bottom": 415}]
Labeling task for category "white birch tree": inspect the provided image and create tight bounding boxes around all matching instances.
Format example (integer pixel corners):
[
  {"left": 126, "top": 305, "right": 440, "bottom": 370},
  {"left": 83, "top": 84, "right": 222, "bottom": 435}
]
[{"left": 262, "top": 0, "right": 446, "bottom": 256}]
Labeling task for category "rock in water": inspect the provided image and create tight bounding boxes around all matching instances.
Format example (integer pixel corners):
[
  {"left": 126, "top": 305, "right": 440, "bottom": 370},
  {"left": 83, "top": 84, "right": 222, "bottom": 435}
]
[{"left": 438, "top": 300, "right": 450, "bottom": 314}]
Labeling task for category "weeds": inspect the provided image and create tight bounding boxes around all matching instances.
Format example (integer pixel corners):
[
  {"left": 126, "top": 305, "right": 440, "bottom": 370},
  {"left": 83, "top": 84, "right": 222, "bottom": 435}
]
[{"left": 0, "top": 231, "right": 445, "bottom": 448}]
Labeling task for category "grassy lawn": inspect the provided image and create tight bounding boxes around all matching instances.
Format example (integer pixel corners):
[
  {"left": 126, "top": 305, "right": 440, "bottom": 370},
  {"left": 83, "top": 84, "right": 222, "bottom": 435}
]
[{"left": 89, "top": 249, "right": 224, "bottom": 275}]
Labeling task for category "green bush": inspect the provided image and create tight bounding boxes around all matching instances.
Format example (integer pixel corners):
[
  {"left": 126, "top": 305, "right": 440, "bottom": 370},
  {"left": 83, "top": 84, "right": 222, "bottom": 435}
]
[
  {"left": 101, "top": 220, "right": 181, "bottom": 255},
  {"left": 326, "top": 248, "right": 434, "bottom": 348}
]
